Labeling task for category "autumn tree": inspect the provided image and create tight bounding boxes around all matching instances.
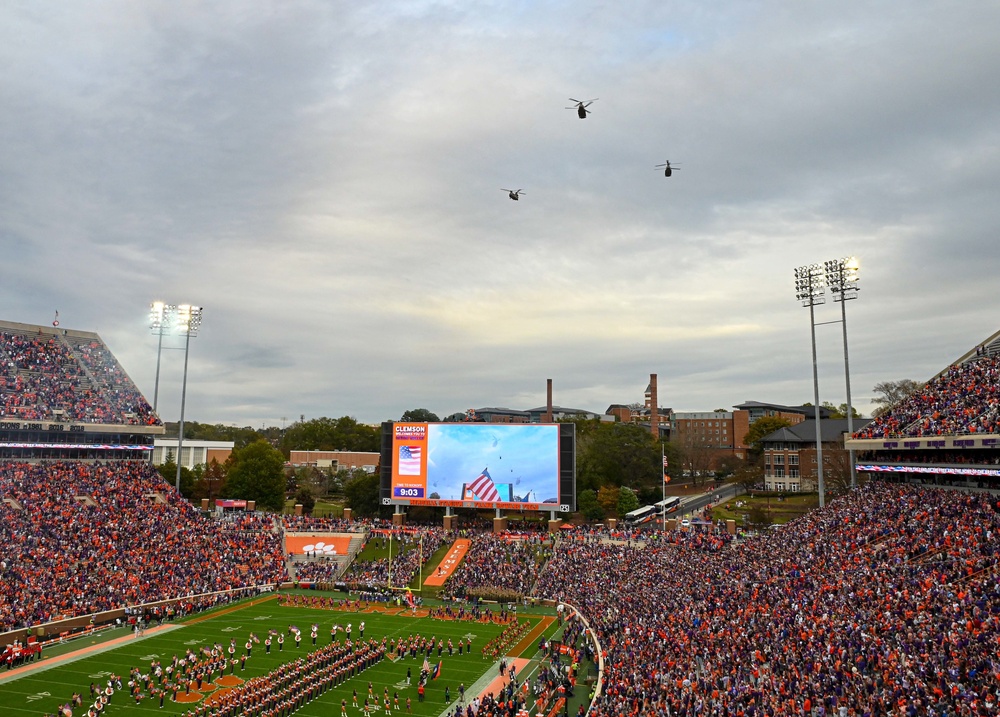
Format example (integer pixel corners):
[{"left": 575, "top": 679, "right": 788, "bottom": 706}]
[
  {"left": 576, "top": 421, "right": 661, "bottom": 493},
  {"left": 156, "top": 454, "right": 196, "bottom": 498},
  {"left": 824, "top": 448, "right": 860, "bottom": 496},
  {"left": 871, "top": 379, "right": 923, "bottom": 417},
  {"left": 742, "top": 417, "right": 794, "bottom": 461},
  {"left": 294, "top": 486, "right": 317, "bottom": 515},
  {"left": 596, "top": 484, "right": 620, "bottom": 517},
  {"left": 576, "top": 489, "right": 604, "bottom": 521},
  {"left": 203, "top": 458, "right": 227, "bottom": 500},
  {"left": 343, "top": 470, "right": 384, "bottom": 518},
  {"left": 733, "top": 463, "right": 764, "bottom": 493},
  {"left": 816, "top": 402, "right": 864, "bottom": 419},
  {"left": 745, "top": 503, "right": 774, "bottom": 532},
  {"left": 223, "top": 439, "right": 288, "bottom": 511},
  {"left": 617, "top": 486, "right": 640, "bottom": 517},
  {"left": 674, "top": 431, "right": 716, "bottom": 486},
  {"left": 280, "top": 416, "right": 380, "bottom": 453},
  {"left": 400, "top": 408, "right": 440, "bottom": 423}
]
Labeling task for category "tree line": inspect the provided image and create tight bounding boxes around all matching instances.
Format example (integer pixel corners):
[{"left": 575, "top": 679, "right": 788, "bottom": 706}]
[{"left": 165, "top": 379, "right": 920, "bottom": 519}]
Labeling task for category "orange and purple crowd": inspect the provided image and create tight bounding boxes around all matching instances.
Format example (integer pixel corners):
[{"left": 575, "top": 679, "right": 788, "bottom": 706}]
[
  {"left": 855, "top": 356, "right": 1000, "bottom": 439},
  {"left": 0, "top": 461, "right": 285, "bottom": 630},
  {"left": 0, "top": 329, "right": 160, "bottom": 425},
  {"left": 536, "top": 481, "right": 1000, "bottom": 717}
]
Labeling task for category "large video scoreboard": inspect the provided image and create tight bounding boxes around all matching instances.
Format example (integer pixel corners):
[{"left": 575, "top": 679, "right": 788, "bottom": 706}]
[{"left": 380, "top": 422, "right": 575, "bottom": 513}]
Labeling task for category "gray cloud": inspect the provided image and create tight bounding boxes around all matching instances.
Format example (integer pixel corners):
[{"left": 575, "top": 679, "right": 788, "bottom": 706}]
[{"left": 2, "top": 1, "right": 998, "bottom": 426}]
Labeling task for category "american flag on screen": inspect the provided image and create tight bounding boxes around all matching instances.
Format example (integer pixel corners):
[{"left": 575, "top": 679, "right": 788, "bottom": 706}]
[
  {"left": 398, "top": 445, "right": 421, "bottom": 475},
  {"left": 468, "top": 467, "right": 500, "bottom": 501}
]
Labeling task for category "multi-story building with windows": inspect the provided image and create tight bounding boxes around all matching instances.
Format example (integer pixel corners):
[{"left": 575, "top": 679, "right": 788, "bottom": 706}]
[
  {"left": 732, "top": 401, "right": 831, "bottom": 425},
  {"left": 760, "top": 418, "right": 870, "bottom": 491},
  {"left": 670, "top": 410, "right": 751, "bottom": 469}
]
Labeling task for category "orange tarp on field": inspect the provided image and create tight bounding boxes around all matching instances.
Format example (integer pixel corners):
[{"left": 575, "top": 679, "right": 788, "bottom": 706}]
[
  {"left": 422, "top": 538, "right": 471, "bottom": 586},
  {"left": 286, "top": 535, "right": 353, "bottom": 556}
]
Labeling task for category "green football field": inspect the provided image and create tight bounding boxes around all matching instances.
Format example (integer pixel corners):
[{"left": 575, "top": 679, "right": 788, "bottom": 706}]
[{"left": 0, "top": 595, "right": 560, "bottom": 717}]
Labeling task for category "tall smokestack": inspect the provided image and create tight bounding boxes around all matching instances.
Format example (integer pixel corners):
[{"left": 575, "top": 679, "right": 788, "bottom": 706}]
[
  {"left": 649, "top": 373, "right": 659, "bottom": 438},
  {"left": 545, "top": 379, "right": 553, "bottom": 423}
]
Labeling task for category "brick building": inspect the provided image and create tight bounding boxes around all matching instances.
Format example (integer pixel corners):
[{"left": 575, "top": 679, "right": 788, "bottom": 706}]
[
  {"left": 289, "top": 450, "right": 380, "bottom": 472},
  {"left": 759, "top": 418, "right": 870, "bottom": 491},
  {"left": 670, "top": 410, "right": 751, "bottom": 468},
  {"left": 732, "top": 401, "right": 830, "bottom": 425}
]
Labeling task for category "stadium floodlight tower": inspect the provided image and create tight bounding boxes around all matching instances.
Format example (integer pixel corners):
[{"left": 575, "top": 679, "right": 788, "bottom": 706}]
[
  {"left": 174, "top": 304, "right": 203, "bottom": 492},
  {"left": 149, "top": 301, "right": 174, "bottom": 413},
  {"left": 824, "top": 257, "right": 860, "bottom": 490},
  {"left": 149, "top": 301, "right": 177, "bottom": 413},
  {"left": 794, "top": 263, "right": 827, "bottom": 508}
]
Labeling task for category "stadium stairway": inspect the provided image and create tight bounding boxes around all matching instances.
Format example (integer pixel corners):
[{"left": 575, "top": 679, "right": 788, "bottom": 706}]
[{"left": 279, "top": 518, "right": 296, "bottom": 581}]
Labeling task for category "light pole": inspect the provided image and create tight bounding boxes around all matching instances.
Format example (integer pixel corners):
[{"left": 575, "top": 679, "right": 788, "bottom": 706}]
[
  {"left": 149, "top": 301, "right": 173, "bottom": 414},
  {"left": 174, "top": 304, "right": 203, "bottom": 493},
  {"left": 825, "top": 257, "right": 860, "bottom": 490},
  {"left": 794, "top": 264, "right": 826, "bottom": 508}
]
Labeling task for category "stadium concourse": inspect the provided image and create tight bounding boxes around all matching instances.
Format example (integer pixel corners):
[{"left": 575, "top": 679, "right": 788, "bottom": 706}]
[{"left": 2, "top": 321, "right": 1000, "bottom": 717}]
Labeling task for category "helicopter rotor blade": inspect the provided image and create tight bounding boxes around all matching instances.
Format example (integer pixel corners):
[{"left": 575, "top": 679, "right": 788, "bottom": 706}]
[{"left": 568, "top": 98, "right": 582, "bottom": 103}]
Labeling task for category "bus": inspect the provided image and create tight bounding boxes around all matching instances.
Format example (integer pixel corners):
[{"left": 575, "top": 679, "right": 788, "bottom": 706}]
[
  {"left": 623, "top": 505, "right": 658, "bottom": 526},
  {"left": 654, "top": 496, "right": 681, "bottom": 515}
]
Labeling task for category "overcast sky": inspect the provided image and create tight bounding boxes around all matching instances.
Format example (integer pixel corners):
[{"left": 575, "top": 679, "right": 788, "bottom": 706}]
[{"left": 2, "top": 1, "right": 998, "bottom": 428}]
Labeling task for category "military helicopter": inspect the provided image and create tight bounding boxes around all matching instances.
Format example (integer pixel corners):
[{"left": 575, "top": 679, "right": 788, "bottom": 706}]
[
  {"left": 501, "top": 188, "right": 525, "bottom": 201},
  {"left": 566, "top": 98, "right": 598, "bottom": 119},
  {"left": 654, "top": 160, "right": 680, "bottom": 177}
]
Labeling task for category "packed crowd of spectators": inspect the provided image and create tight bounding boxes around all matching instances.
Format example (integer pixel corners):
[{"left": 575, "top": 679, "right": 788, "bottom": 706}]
[
  {"left": 557, "top": 522, "right": 733, "bottom": 549},
  {"left": 283, "top": 515, "right": 368, "bottom": 532},
  {"left": 0, "top": 461, "right": 286, "bottom": 631},
  {"left": 855, "top": 356, "right": 1000, "bottom": 439},
  {"left": 340, "top": 528, "right": 450, "bottom": 589},
  {"left": 293, "top": 558, "right": 348, "bottom": 584},
  {"left": 63, "top": 336, "right": 160, "bottom": 425},
  {"left": 0, "top": 330, "right": 159, "bottom": 425},
  {"left": 216, "top": 511, "right": 279, "bottom": 533},
  {"left": 7, "top": 441, "right": 1000, "bottom": 717},
  {"left": 536, "top": 481, "right": 1000, "bottom": 717},
  {"left": 443, "top": 533, "right": 552, "bottom": 600}
]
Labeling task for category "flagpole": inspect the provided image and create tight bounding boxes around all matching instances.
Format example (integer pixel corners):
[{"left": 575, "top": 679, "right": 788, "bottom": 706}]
[
  {"left": 388, "top": 531, "right": 392, "bottom": 589},
  {"left": 662, "top": 444, "right": 667, "bottom": 532},
  {"left": 419, "top": 533, "right": 423, "bottom": 590}
]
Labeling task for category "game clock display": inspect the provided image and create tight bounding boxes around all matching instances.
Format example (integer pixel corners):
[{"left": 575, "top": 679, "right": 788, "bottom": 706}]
[{"left": 392, "top": 486, "right": 424, "bottom": 498}]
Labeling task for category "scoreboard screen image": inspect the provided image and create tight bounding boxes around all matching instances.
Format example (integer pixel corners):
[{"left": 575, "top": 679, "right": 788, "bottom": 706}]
[{"left": 383, "top": 422, "right": 573, "bottom": 511}]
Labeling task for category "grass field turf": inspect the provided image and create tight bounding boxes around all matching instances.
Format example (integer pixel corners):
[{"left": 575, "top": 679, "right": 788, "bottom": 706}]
[{"left": 0, "top": 595, "right": 558, "bottom": 717}]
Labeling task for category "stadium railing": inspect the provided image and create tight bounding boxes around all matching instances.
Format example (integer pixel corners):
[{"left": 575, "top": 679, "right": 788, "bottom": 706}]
[
  {"left": 0, "top": 582, "right": 280, "bottom": 647},
  {"left": 540, "top": 599, "right": 604, "bottom": 714}
]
